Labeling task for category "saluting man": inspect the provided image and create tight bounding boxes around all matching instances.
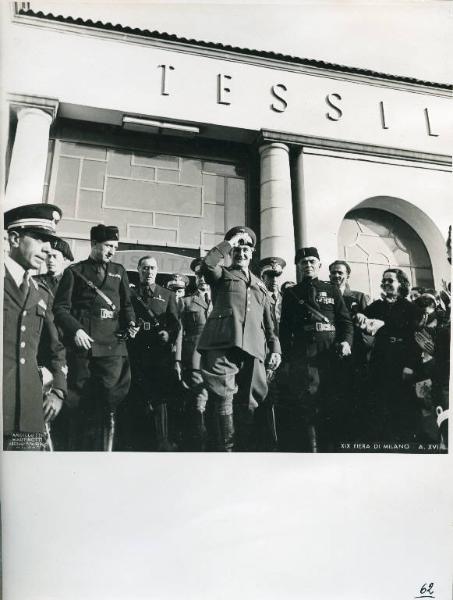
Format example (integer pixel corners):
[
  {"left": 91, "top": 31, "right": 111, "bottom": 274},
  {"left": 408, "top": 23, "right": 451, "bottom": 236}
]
[
  {"left": 279, "top": 247, "right": 353, "bottom": 452},
  {"left": 167, "top": 273, "right": 190, "bottom": 315},
  {"left": 259, "top": 256, "right": 286, "bottom": 334},
  {"left": 53, "top": 224, "right": 137, "bottom": 451},
  {"left": 35, "top": 238, "right": 74, "bottom": 296},
  {"left": 174, "top": 258, "right": 212, "bottom": 450},
  {"left": 3, "top": 204, "right": 68, "bottom": 451},
  {"left": 124, "top": 255, "right": 180, "bottom": 451},
  {"left": 198, "top": 226, "right": 281, "bottom": 452}
]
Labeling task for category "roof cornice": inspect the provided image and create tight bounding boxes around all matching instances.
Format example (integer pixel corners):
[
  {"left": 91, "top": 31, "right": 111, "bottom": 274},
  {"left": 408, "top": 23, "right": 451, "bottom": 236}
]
[{"left": 13, "top": 9, "right": 453, "bottom": 98}]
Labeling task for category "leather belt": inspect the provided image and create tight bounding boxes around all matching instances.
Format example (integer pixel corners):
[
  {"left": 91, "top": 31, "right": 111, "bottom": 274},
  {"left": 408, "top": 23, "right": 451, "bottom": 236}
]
[
  {"left": 388, "top": 336, "right": 403, "bottom": 343},
  {"left": 304, "top": 323, "right": 336, "bottom": 333},
  {"left": 99, "top": 309, "right": 115, "bottom": 319}
]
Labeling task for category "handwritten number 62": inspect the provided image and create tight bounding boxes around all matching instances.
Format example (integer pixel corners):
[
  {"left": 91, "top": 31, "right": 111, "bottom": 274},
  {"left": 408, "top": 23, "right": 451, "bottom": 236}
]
[{"left": 420, "top": 583, "right": 434, "bottom": 595}]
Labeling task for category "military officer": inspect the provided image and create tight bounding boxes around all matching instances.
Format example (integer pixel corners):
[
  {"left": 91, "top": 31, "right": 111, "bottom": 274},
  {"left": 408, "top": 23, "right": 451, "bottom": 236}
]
[
  {"left": 35, "top": 238, "right": 74, "bottom": 296},
  {"left": 53, "top": 224, "right": 137, "bottom": 451},
  {"left": 124, "top": 255, "right": 181, "bottom": 451},
  {"left": 328, "top": 259, "right": 372, "bottom": 444},
  {"left": 3, "top": 203, "right": 67, "bottom": 451},
  {"left": 255, "top": 256, "right": 286, "bottom": 451},
  {"left": 167, "top": 273, "right": 190, "bottom": 315},
  {"left": 174, "top": 258, "right": 212, "bottom": 450},
  {"left": 279, "top": 247, "right": 353, "bottom": 452},
  {"left": 198, "top": 226, "right": 281, "bottom": 452}
]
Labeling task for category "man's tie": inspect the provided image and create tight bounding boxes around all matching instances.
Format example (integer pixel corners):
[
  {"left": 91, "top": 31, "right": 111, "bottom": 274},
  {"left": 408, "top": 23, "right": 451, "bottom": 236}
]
[{"left": 20, "top": 271, "right": 31, "bottom": 301}]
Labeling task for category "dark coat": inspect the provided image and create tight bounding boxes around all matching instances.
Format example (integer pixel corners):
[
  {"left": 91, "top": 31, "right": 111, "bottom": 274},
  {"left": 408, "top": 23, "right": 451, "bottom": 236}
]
[
  {"left": 53, "top": 258, "right": 135, "bottom": 357},
  {"left": 279, "top": 278, "right": 354, "bottom": 361},
  {"left": 175, "top": 292, "right": 212, "bottom": 369},
  {"left": 365, "top": 297, "right": 419, "bottom": 374},
  {"left": 342, "top": 285, "right": 374, "bottom": 354},
  {"left": 3, "top": 268, "right": 67, "bottom": 434},
  {"left": 197, "top": 241, "right": 281, "bottom": 361},
  {"left": 35, "top": 272, "right": 63, "bottom": 297}
]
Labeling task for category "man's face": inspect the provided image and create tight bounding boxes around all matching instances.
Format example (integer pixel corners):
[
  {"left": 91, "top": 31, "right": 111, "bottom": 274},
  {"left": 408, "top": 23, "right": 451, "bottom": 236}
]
[
  {"left": 231, "top": 245, "right": 253, "bottom": 269},
  {"left": 381, "top": 271, "right": 400, "bottom": 298},
  {"left": 138, "top": 257, "right": 158, "bottom": 286},
  {"left": 196, "top": 273, "right": 209, "bottom": 293},
  {"left": 9, "top": 231, "right": 51, "bottom": 270},
  {"left": 175, "top": 288, "right": 185, "bottom": 300},
  {"left": 46, "top": 249, "right": 65, "bottom": 276},
  {"left": 298, "top": 256, "right": 321, "bottom": 280},
  {"left": 91, "top": 240, "right": 118, "bottom": 263},
  {"left": 329, "top": 264, "right": 349, "bottom": 288},
  {"left": 410, "top": 288, "right": 421, "bottom": 302},
  {"left": 263, "top": 272, "right": 278, "bottom": 291}
]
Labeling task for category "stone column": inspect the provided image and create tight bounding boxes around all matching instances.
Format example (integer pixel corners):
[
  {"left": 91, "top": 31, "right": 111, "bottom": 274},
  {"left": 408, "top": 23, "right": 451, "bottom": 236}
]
[
  {"left": 293, "top": 148, "right": 308, "bottom": 249},
  {"left": 5, "top": 107, "right": 53, "bottom": 210},
  {"left": 259, "top": 143, "right": 296, "bottom": 282}
]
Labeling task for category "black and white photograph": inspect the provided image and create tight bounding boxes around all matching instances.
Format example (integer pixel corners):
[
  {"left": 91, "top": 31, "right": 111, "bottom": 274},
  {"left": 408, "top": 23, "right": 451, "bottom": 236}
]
[{"left": 1, "top": 1, "right": 452, "bottom": 598}]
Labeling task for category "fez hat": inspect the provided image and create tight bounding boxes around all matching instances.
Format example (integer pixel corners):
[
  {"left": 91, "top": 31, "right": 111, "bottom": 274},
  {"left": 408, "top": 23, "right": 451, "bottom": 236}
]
[
  {"left": 167, "top": 273, "right": 190, "bottom": 290},
  {"left": 90, "top": 224, "right": 119, "bottom": 243},
  {"left": 259, "top": 256, "right": 286, "bottom": 277},
  {"left": 224, "top": 226, "right": 256, "bottom": 248},
  {"left": 50, "top": 238, "right": 74, "bottom": 262},
  {"left": 190, "top": 257, "right": 203, "bottom": 273},
  {"left": 4, "top": 203, "right": 63, "bottom": 242},
  {"left": 295, "top": 247, "right": 320, "bottom": 263}
]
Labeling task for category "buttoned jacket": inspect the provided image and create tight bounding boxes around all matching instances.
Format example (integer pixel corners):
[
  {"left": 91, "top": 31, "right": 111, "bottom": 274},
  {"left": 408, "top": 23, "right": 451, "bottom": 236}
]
[
  {"left": 3, "top": 268, "right": 67, "bottom": 434},
  {"left": 53, "top": 258, "right": 135, "bottom": 357},
  {"left": 197, "top": 241, "right": 281, "bottom": 361},
  {"left": 175, "top": 292, "right": 212, "bottom": 369}
]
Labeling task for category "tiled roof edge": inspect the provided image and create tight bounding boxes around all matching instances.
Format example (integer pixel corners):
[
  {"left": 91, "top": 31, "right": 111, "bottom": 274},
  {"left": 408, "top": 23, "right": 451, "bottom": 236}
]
[{"left": 18, "top": 9, "right": 453, "bottom": 90}]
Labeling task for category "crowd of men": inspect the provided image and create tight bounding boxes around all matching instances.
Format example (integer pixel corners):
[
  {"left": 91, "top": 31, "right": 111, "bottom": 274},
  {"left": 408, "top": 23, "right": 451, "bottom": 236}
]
[{"left": 3, "top": 203, "right": 450, "bottom": 452}]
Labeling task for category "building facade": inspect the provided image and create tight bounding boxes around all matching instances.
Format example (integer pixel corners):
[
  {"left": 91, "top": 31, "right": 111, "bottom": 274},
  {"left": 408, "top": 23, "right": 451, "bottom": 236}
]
[{"left": 4, "top": 6, "right": 452, "bottom": 295}]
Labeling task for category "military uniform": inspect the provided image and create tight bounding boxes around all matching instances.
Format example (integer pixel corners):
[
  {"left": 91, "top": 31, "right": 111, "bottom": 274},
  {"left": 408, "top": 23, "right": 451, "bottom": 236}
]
[
  {"left": 53, "top": 257, "right": 135, "bottom": 450},
  {"left": 35, "top": 272, "right": 63, "bottom": 296},
  {"left": 123, "top": 283, "right": 180, "bottom": 450},
  {"left": 198, "top": 239, "right": 281, "bottom": 451},
  {"left": 175, "top": 290, "right": 212, "bottom": 450},
  {"left": 3, "top": 204, "right": 68, "bottom": 451},
  {"left": 279, "top": 277, "right": 353, "bottom": 451}
]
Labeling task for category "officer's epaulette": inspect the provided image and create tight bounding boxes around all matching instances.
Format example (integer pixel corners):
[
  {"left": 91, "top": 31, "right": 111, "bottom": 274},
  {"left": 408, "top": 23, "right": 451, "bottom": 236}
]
[{"left": 256, "top": 279, "right": 269, "bottom": 294}]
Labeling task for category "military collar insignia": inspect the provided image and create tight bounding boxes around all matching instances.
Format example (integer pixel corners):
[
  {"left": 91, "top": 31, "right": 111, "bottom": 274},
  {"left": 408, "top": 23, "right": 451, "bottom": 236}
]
[{"left": 38, "top": 298, "right": 47, "bottom": 311}]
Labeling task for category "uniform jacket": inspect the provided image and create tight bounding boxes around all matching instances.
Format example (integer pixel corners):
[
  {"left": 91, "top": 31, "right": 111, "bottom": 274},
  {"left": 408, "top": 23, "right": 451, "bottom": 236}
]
[
  {"left": 175, "top": 291, "right": 212, "bottom": 369},
  {"left": 197, "top": 241, "right": 281, "bottom": 361},
  {"left": 342, "top": 285, "right": 374, "bottom": 353},
  {"left": 279, "top": 278, "right": 353, "bottom": 361},
  {"left": 3, "top": 267, "right": 67, "bottom": 434},
  {"left": 127, "top": 283, "right": 180, "bottom": 379},
  {"left": 53, "top": 258, "right": 135, "bottom": 357},
  {"left": 35, "top": 272, "right": 63, "bottom": 297},
  {"left": 267, "top": 288, "right": 283, "bottom": 335}
]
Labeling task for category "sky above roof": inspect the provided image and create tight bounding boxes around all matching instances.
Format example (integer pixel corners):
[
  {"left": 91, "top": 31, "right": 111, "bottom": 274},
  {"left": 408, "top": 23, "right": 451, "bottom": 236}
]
[{"left": 32, "top": 1, "right": 452, "bottom": 84}]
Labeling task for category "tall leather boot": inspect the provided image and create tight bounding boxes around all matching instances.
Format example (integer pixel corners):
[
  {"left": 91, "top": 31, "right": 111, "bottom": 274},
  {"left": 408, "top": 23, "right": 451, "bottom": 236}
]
[
  {"left": 154, "top": 403, "right": 174, "bottom": 451},
  {"left": 103, "top": 409, "right": 117, "bottom": 452},
  {"left": 214, "top": 413, "right": 234, "bottom": 452},
  {"left": 307, "top": 424, "right": 318, "bottom": 453}
]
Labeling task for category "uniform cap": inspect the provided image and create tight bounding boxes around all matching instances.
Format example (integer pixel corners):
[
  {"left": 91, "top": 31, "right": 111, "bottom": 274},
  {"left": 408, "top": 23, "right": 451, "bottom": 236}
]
[
  {"left": 295, "top": 247, "right": 320, "bottom": 263},
  {"left": 90, "top": 224, "right": 119, "bottom": 243},
  {"left": 224, "top": 226, "right": 256, "bottom": 248},
  {"left": 259, "top": 256, "right": 286, "bottom": 277},
  {"left": 167, "top": 273, "right": 190, "bottom": 290},
  {"left": 4, "top": 203, "right": 62, "bottom": 240},
  {"left": 50, "top": 238, "right": 74, "bottom": 261},
  {"left": 190, "top": 258, "right": 203, "bottom": 273}
]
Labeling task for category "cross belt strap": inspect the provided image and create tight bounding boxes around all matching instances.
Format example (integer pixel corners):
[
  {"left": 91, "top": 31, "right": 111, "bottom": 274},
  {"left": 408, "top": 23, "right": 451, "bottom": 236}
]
[
  {"left": 287, "top": 288, "right": 331, "bottom": 325},
  {"left": 71, "top": 267, "right": 116, "bottom": 311},
  {"left": 134, "top": 293, "right": 161, "bottom": 328}
]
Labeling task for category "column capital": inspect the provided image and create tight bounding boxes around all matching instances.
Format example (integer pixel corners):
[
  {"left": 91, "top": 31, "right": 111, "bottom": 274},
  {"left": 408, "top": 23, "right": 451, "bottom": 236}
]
[
  {"left": 8, "top": 93, "right": 59, "bottom": 122},
  {"left": 258, "top": 142, "right": 290, "bottom": 155}
]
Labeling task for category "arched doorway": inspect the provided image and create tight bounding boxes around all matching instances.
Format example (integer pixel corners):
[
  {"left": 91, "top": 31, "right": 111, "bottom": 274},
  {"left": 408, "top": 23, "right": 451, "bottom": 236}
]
[{"left": 338, "top": 208, "right": 434, "bottom": 300}]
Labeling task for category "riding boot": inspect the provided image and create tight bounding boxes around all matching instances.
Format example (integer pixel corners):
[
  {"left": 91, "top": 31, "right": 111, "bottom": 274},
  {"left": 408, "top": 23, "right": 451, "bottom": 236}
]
[
  {"left": 154, "top": 403, "right": 174, "bottom": 451},
  {"left": 307, "top": 424, "right": 318, "bottom": 453},
  {"left": 214, "top": 413, "right": 234, "bottom": 452},
  {"left": 103, "top": 409, "right": 117, "bottom": 452}
]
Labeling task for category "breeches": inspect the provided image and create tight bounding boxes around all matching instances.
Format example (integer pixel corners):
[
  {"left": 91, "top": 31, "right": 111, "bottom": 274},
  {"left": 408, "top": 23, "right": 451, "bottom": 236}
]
[
  {"left": 183, "top": 369, "right": 208, "bottom": 413},
  {"left": 68, "top": 352, "right": 131, "bottom": 410},
  {"left": 200, "top": 348, "right": 268, "bottom": 415}
]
